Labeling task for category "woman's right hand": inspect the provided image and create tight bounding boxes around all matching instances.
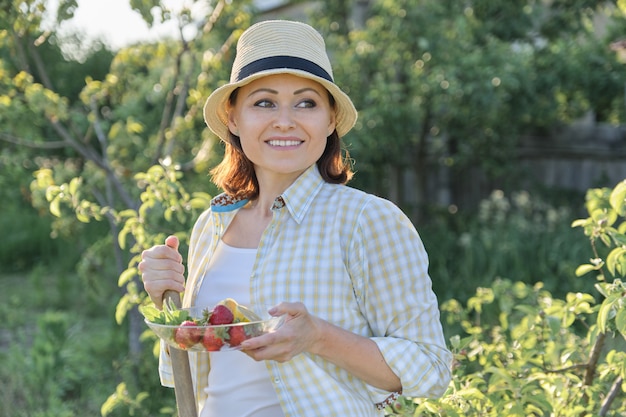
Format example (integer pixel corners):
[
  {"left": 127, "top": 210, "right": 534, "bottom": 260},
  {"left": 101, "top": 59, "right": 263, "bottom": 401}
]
[{"left": 138, "top": 235, "right": 186, "bottom": 309}]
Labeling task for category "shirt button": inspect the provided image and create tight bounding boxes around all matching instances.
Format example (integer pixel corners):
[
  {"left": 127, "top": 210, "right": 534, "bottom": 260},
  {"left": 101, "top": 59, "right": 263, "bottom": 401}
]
[{"left": 274, "top": 377, "right": 280, "bottom": 383}]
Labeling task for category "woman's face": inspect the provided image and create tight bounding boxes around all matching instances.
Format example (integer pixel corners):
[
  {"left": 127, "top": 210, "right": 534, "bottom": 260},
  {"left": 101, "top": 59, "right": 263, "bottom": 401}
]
[{"left": 227, "top": 73, "right": 336, "bottom": 180}]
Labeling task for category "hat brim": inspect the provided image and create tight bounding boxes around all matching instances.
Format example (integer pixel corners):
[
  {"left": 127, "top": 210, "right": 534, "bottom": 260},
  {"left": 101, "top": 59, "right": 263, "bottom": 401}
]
[{"left": 203, "top": 68, "right": 357, "bottom": 141}]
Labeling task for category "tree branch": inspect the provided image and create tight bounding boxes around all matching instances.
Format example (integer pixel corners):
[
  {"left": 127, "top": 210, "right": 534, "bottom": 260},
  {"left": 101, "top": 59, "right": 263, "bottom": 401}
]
[
  {"left": 155, "top": 0, "right": 227, "bottom": 166},
  {"left": 583, "top": 331, "right": 606, "bottom": 386},
  {"left": 599, "top": 376, "right": 624, "bottom": 416},
  {"left": 48, "top": 119, "right": 138, "bottom": 210},
  {"left": 201, "top": 0, "right": 226, "bottom": 34},
  {"left": 0, "top": 132, "right": 67, "bottom": 149},
  {"left": 543, "top": 363, "right": 589, "bottom": 374},
  {"left": 152, "top": 38, "right": 189, "bottom": 165},
  {"left": 10, "top": 32, "right": 31, "bottom": 74},
  {"left": 27, "top": 35, "right": 55, "bottom": 91}
]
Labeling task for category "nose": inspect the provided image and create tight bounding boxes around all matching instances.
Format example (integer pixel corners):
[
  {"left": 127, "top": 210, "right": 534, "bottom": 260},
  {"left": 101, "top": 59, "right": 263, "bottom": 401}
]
[{"left": 273, "top": 107, "right": 296, "bottom": 131}]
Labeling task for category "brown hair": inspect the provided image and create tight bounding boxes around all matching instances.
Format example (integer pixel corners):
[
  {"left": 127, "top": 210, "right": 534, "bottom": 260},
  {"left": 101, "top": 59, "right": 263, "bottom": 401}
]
[{"left": 210, "top": 89, "right": 353, "bottom": 200}]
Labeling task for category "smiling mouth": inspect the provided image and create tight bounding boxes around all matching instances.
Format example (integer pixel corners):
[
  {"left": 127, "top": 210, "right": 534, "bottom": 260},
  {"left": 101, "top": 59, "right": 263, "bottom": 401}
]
[{"left": 267, "top": 140, "right": 303, "bottom": 147}]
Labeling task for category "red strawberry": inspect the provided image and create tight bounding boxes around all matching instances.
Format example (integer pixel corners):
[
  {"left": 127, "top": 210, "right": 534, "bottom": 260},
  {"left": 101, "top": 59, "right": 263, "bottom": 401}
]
[
  {"left": 228, "top": 326, "right": 248, "bottom": 347},
  {"left": 174, "top": 320, "right": 202, "bottom": 349},
  {"left": 209, "top": 304, "right": 234, "bottom": 325},
  {"left": 202, "top": 327, "right": 225, "bottom": 351}
]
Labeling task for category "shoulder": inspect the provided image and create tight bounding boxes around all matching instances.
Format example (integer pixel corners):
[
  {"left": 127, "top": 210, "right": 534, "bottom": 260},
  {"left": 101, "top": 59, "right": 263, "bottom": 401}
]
[{"left": 322, "top": 183, "right": 406, "bottom": 219}]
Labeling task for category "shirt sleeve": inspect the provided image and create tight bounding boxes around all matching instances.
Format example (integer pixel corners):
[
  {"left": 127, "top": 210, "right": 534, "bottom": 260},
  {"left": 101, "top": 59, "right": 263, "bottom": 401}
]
[
  {"left": 348, "top": 196, "right": 453, "bottom": 401},
  {"left": 157, "top": 208, "right": 213, "bottom": 389},
  {"left": 158, "top": 341, "right": 175, "bottom": 388}
]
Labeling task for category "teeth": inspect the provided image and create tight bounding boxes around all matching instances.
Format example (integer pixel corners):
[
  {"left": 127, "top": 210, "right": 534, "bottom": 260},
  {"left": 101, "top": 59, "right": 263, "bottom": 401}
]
[{"left": 268, "top": 140, "right": 301, "bottom": 147}]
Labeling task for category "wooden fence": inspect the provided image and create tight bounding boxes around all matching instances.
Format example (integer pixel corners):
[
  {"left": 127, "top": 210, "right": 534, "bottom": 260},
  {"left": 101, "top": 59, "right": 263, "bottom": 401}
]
[
  {"left": 518, "top": 124, "right": 626, "bottom": 192},
  {"left": 404, "top": 123, "right": 626, "bottom": 214}
]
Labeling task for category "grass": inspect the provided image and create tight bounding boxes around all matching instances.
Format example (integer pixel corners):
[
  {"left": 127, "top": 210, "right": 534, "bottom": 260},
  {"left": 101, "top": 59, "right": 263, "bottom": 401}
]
[{"left": 0, "top": 270, "right": 125, "bottom": 417}]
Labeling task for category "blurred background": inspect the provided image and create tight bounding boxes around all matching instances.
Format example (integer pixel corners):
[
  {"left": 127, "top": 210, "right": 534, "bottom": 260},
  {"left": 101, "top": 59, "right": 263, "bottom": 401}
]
[{"left": 1, "top": 0, "right": 625, "bottom": 416}]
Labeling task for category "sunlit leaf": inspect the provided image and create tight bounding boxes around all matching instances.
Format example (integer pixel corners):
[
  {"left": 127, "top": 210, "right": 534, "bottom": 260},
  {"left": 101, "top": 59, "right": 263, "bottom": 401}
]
[
  {"left": 575, "top": 264, "right": 597, "bottom": 277},
  {"left": 50, "top": 197, "right": 61, "bottom": 217},
  {"left": 606, "top": 247, "right": 626, "bottom": 277},
  {"left": 609, "top": 180, "right": 626, "bottom": 216},
  {"left": 597, "top": 294, "right": 620, "bottom": 333},
  {"left": 115, "top": 295, "right": 130, "bottom": 325},
  {"left": 118, "top": 267, "right": 137, "bottom": 287}
]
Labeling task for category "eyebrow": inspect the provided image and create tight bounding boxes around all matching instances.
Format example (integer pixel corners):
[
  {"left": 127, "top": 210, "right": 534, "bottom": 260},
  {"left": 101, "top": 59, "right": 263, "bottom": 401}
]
[
  {"left": 247, "top": 87, "right": 323, "bottom": 98},
  {"left": 294, "top": 87, "right": 323, "bottom": 97}
]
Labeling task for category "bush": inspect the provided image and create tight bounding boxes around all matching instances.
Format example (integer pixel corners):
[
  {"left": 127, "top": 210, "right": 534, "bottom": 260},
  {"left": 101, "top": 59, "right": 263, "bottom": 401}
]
[
  {"left": 388, "top": 180, "right": 626, "bottom": 417},
  {"left": 422, "top": 190, "right": 593, "bottom": 303}
]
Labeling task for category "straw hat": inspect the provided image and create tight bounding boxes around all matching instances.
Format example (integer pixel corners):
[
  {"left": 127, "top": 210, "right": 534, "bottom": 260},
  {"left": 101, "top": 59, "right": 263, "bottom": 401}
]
[{"left": 203, "top": 20, "right": 358, "bottom": 141}]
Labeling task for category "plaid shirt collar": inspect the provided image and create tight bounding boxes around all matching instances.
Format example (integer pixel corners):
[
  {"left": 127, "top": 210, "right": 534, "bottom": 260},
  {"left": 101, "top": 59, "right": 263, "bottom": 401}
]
[{"left": 210, "top": 164, "right": 326, "bottom": 225}]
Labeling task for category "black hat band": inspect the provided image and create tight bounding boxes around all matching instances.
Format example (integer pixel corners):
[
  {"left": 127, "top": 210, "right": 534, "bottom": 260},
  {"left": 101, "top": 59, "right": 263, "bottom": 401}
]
[{"left": 236, "top": 56, "right": 333, "bottom": 83}]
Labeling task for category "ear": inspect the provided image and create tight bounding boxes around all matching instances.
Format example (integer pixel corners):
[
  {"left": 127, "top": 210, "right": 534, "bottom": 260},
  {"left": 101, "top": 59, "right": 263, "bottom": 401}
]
[
  {"left": 327, "top": 111, "right": 337, "bottom": 137},
  {"left": 227, "top": 108, "right": 239, "bottom": 136}
]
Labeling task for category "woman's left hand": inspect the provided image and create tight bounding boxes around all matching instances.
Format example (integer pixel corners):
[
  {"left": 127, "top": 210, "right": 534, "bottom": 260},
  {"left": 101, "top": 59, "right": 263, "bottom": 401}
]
[
  {"left": 240, "top": 301, "right": 323, "bottom": 362},
  {"left": 242, "top": 301, "right": 402, "bottom": 393}
]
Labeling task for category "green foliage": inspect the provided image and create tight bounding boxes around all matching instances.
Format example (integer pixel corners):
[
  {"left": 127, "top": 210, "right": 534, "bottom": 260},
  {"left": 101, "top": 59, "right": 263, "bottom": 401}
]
[
  {"left": 100, "top": 383, "right": 150, "bottom": 417},
  {"left": 384, "top": 179, "right": 626, "bottom": 416},
  {"left": 114, "top": 164, "right": 211, "bottom": 325},
  {"left": 312, "top": 0, "right": 625, "bottom": 210},
  {"left": 573, "top": 180, "right": 626, "bottom": 339},
  {"left": 423, "top": 190, "right": 591, "bottom": 302},
  {"left": 139, "top": 300, "right": 191, "bottom": 325},
  {"left": 0, "top": 274, "right": 126, "bottom": 417},
  {"left": 0, "top": 200, "right": 63, "bottom": 271},
  {"left": 2, "top": 2, "right": 248, "bottom": 415},
  {"left": 2, "top": 1, "right": 626, "bottom": 416}
]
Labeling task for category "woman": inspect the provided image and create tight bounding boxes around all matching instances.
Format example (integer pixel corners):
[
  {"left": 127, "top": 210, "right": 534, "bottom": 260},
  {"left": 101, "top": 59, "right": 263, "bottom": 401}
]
[{"left": 139, "top": 19, "right": 452, "bottom": 417}]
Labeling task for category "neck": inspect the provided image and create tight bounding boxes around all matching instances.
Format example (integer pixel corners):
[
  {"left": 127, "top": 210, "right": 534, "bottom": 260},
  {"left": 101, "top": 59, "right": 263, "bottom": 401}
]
[{"left": 251, "top": 167, "right": 307, "bottom": 210}]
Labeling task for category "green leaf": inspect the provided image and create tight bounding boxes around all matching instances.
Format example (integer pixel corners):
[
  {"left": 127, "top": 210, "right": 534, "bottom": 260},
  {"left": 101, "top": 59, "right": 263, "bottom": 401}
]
[
  {"left": 50, "top": 197, "right": 61, "bottom": 217},
  {"left": 118, "top": 208, "right": 138, "bottom": 219},
  {"left": 139, "top": 304, "right": 164, "bottom": 323},
  {"left": 68, "top": 176, "right": 81, "bottom": 195},
  {"left": 101, "top": 383, "right": 125, "bottom": 416},
  {"left": 449, "top": 334, "right": 461, "bottom": 349},
  {"left": 116, "top": 295, "right": 130, "bottom": 325},
  {"left": 141, "top": 299, "right": 190, "bottom": 326},
  {"left": 616, "top": 308, "right": 626, "bottom": 339},
  {"left": 118, "top": 268, "right": 137, "bottom": 287},
  {"left": 547, "top": 315, "right": 561, "bottom": 335},
  {"left": 118, "top": 221, "right": 133, "bottom": 250},
  {"left": 606, "top": 247, "right": 626, "bottom": 277},
  {"left": 526, "top": 395, "right": 553, "bottom": 414},
  {"left": 597, "top": 294, "right": 620, "bottom": 333},
  {"left": 575, "top": 264, "right": 597, "bottom": 277},
  {"left": 76, "top": 210, "right": 90, "bottom": 223},
  {"left": 609, "top": 180, "right": 626, "bottom": 216}
]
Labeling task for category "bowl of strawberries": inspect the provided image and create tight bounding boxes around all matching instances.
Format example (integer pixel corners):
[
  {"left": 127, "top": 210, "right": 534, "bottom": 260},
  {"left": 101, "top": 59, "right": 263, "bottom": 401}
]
[{"left": 142, "top": 298, "right": 282, "bottom": 352}]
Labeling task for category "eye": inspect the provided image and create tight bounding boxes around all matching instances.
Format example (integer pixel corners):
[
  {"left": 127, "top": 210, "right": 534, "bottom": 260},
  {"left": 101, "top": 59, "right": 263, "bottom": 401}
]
[
  {"left": 296, "top": 99, "right": 316, "bottom": 109},
  {"left": 254, "top": 99, "right": 275, "bottom": 108}
]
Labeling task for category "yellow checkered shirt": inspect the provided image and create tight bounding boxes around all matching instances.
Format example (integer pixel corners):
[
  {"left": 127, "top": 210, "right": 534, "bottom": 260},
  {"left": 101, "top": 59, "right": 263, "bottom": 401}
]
[{"left": 158, "top": 165, "right": 452, "bottom": 416}]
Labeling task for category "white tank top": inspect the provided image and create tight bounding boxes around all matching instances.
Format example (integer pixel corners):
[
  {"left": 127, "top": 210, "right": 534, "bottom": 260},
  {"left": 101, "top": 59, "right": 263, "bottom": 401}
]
[{"left": 195, "top": 240, "right": 285, "bottom": 417}]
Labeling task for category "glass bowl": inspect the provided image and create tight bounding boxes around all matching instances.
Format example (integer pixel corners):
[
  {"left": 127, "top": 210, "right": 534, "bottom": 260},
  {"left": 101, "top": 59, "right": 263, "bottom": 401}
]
[{"left": 145, "top": 306, "right": 283, "bottom": 352}]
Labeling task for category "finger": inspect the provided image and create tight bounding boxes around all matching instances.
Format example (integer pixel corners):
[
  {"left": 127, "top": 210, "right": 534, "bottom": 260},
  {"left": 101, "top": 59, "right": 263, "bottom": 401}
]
[
  {"left": 143, "top": 275, "right": 185, "bottom": 307},
  {"left": 241, "top": 333, "right": 295, "bottom": 363},
  {"left": 241, "top": 331, "right": 276, "bottom": 351},
  {"left": 139, "top": 255, "right": 185, "bottom": 273},
  {"left": 165, "top": 235, "right": 179, "bottom": 251},
  {"left": 270, "top": 301, "right": 305, "bottom": 318},
  {"left": 140, "top": 243, "right": 183, "bottom": 265}
]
